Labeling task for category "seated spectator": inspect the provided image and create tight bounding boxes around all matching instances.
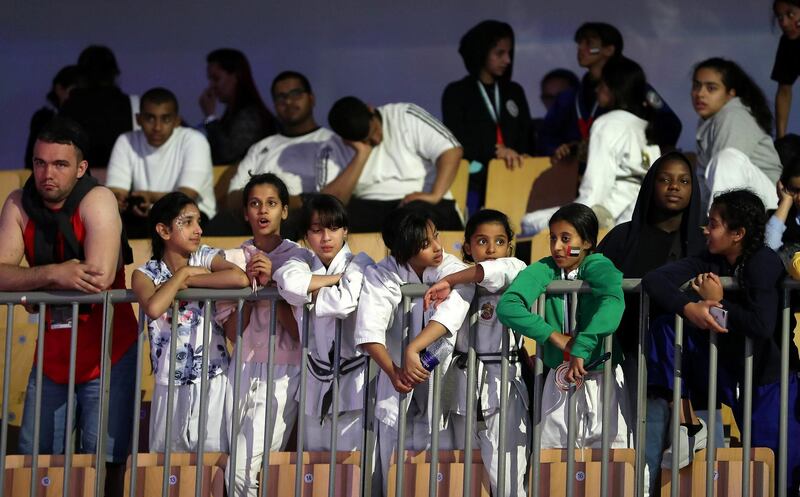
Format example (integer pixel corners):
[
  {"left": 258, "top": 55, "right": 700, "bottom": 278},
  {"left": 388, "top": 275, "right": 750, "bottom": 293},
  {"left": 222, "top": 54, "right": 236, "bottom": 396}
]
[
  {"left": 533, "top": 68, "right": 580, "bottom": 155},
  {"left": 199, "top": 48, "right": 277, "bottom": 165},
  {"left": 224, "top": 71, "right": 352, "bottom": 239},
  {"left": 61, "top": 45, "right": 136, "bottom": 171},
  {"left": 539, "top": 68, "right": 580, "bottom": 113},
  {"left": 522, "top": 56, "right": 661, "bottom": 234},
  {"left": 692, "top": 58, "right": 782, "bottom": 213},
  {"left": 24, "top": 65, "right": 81, "bottom": 168},
  {"left": 539, "top": 22, "right": 681, "bottom": 159},
  {"left": 326, "top": 97, "right": 464, "bottom": 232},
  {"left": 765, "top": 134, "right": 800, "bottom": 261},
  {"left": 106, "top": 87, "right": 216, "bottom": 238},
  {"left": 442, "top": 20, "right": 533, "bottom": 212}
]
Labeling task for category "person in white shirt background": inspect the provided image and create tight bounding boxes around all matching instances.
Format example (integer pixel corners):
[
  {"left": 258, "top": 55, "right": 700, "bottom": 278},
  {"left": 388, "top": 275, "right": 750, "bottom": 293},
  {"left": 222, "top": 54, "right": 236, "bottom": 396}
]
[
  {"left": 326, "top": 96, "right": 465, "bottom": 232},
  {"left": 522, "top": 56, "right": 661, "bottom": 234},
  {"left": 225, "top": 71, "right": 353, "bottom": 239},
  {"left": 106, "top": 87, "right": 216, "bottom": 237}
]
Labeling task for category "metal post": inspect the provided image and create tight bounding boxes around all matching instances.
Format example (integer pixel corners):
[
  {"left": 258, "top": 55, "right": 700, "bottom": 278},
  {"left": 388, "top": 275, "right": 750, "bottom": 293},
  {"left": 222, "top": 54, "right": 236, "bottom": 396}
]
[
  {"left": 227, "top": 299, "right": 245, "bottom": 497},
  {"left": 705, "top": 332, "right": 718, "bottom": 497},
  {"left": 779, "top": 288, "right": 790, "bottom": 497},
  {"left": 600, "top": 335, "right": 613, "bottom": 497},
  {"left": 496, "top": 326, "right": 510, "bottom": 497},
  {"left": 29, "top": 302, "right": 45, "bottom": 497},
  {"left": 566, "top": 383, "right": 577, "bottom": 497},
  {"left": 462, "top": 297, "right": 478, "bottom": 496},
  {"left": 395, "top": 296, "right": 412, "bottom": 497},
  {"left": 294, "top": 305, "right": 310, "bottom": 497},
  {"left": 359, "top": 358, "right": 377, "bottom": 497},
  {"left": 194, "top": 300, "right": 213, "bottom": 497},
  {"left": 634, "top": 291, "right": 649, "bottom": 497},
  {"left": 128, "top": 307, "right": 146, "bottom": 497},
  {"left": 670, "top": 315, "right": 683, "bottom": 497},
  {"left": 260, "top": 301, "right": 278, "bottom": 497},
  {"left": 530, "top": 294, "right": 546, "bottom": 497},
  {"left": 62, "top": 304, "right": 79, "bottom": 497},
  {"left": 428, "top": 362, "right": 442, "bottom": 497},
  {"left": 0, "top": 304, "right": 14, "bottom": 493},
  {"left": 328, "top": 319, "right": 344, "bottom": 497},
  {"left": 161, "top": 300, "right": 180, "bottom": 497},
  {"left": 741, "top": 337, "right": 753, "bottom": 497}
]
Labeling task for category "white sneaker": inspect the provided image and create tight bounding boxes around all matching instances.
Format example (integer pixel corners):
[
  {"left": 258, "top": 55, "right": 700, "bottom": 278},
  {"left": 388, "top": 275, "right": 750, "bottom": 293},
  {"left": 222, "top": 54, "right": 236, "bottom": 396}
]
[{"left": 661, "top": 418, "right": 707, "bottom": 470}]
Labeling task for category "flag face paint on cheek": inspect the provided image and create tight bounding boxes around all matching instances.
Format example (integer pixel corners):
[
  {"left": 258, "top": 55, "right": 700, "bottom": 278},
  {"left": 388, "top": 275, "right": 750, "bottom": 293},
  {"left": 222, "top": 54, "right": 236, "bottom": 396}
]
[{"left": 566, "top": 245, "right": 581, "bottom": 257}]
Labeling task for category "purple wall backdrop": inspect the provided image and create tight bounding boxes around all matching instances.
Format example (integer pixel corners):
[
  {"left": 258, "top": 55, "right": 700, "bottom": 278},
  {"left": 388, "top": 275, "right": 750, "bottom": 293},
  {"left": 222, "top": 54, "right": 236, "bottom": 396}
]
[{"left": 1, "top": 0, "right": 795, "bottom": 169}]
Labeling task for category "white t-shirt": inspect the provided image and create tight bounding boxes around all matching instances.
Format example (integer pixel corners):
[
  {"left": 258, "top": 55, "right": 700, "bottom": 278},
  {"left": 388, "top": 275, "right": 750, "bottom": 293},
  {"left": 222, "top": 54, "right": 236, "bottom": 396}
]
[
  {"left": 106, "top": 127, "right": 216, "bottom": 218},
  {"left": 228, "top": 127, "right": 352, "bottom": 195},
  {"left": 353, "top": 103, "right": 461, "bottom": 201}
]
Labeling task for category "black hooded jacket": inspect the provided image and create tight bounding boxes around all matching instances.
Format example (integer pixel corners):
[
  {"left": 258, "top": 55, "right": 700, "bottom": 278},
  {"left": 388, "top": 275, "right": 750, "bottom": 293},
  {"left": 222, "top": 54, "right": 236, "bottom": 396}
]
[
  {"left": 442, "top": 20, "right": 532, "bottom": 169},
  {"left": 597, "top": 151, "right": 705, "bottom": 352}
]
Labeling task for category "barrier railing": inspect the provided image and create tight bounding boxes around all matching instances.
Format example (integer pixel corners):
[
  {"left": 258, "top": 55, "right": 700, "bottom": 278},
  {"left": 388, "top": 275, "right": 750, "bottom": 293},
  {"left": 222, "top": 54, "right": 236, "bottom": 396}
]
[{"left": 0, "top": 278, "right": 795, "bottom": 497}]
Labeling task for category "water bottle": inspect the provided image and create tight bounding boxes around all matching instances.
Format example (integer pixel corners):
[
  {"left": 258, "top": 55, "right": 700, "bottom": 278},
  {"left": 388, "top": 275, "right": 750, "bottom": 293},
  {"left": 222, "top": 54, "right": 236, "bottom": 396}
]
[{"left": 419, "top": 338, "right": 454, "bottom": 371}]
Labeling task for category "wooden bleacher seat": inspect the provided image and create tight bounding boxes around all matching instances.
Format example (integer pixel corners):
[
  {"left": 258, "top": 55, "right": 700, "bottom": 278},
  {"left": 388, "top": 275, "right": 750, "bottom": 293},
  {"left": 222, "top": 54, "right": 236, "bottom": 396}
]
[
  {"left": 4, "top": 454, "right": 96, "bottom": 497},
  {"left": 212, "top": 165, "right": 236, "bottom": 211},
  {"left": 659, "top": 448, "right": 774, "bottom": 497},
  {"left": 263, "top": 451, "right": 362, "bottom": 497},
  {"left": 533, "top": 449, "right": 635, "bottom": 497},
  {"left": 124, "top": 452, "right": 227, "bottom": 497},
  {"left": 0, "top": 170, "right": 21, "bottom": 211},
  {"left": 484, "top": 157, "right": 564, "bottom": 229},
  {"left": 451, "top": 159, "right": 469, "bottom": 219},
  {"left": 344, "top": 232, "right": 388, "bottom": 262},
  {"left": 387, "top": 450, "right": 489, "bottom": 497}
]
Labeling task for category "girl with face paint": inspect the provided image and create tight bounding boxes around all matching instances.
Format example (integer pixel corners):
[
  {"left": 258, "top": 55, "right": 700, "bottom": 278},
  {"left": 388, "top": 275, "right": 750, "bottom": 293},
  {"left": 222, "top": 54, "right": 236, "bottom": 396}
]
[
  {"left": 497, "top": 203, "right": 630, "bottom": 450},
  {"left": 131, "top": 191, "right": 249, "bottom": 454}
]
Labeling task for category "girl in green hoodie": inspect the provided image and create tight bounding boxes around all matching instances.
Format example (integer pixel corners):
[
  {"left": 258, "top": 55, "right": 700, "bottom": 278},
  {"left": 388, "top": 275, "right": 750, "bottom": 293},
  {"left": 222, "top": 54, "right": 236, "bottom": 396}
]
[{"left": 497, "top": 203, "right": 629, "bottom": 448}]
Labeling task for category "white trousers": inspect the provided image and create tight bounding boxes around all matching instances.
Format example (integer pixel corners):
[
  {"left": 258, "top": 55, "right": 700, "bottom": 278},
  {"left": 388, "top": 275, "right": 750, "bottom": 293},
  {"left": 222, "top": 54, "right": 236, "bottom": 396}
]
[
  {"left": 449, "top": 385, "right": 529, "bottom": 497},
  {"left": 149, "top": 374, "right": 228, "bottom": 453},
  {"left": 540, "top": 364, "right": 630, "bottom": 449},
  {"left": 377, "top": 400, "right": 455, "bottom": 496},
  {"left": 701, "top": 147, "right": 778, "bottom": 214},
  {"left": 303, "top": 410, "right": 363, "bottom": 452},
  {"left": 225, "top": 362, "right": 300, "bottom": 497}
]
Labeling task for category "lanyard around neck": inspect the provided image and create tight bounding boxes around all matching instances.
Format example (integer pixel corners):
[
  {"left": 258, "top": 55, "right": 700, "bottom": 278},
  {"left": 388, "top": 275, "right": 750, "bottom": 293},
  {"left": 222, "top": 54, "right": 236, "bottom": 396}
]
[
  {"left": 478, "top": 81, "right": 505, "bottom": 145},
  {"left": 477, "top": 81, "right": 501, "bottom": 124}
]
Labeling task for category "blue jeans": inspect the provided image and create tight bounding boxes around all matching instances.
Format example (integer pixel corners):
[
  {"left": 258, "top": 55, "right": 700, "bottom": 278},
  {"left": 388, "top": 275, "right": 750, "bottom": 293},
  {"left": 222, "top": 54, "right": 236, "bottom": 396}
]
[{"left": 18, "top": 342, "right": 137, "bottom": 463}]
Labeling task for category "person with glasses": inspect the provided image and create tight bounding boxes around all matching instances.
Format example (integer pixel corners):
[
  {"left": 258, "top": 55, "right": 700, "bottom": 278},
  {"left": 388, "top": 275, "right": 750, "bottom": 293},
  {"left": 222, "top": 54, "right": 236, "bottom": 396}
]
[{"left": 225, "top": 71, "right": 353, "bottom": 239}]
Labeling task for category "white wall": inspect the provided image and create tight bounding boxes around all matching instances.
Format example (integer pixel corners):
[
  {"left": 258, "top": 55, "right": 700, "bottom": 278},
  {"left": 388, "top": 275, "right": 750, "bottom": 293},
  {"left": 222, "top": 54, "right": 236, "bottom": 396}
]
[{"left": 1, "top": 0, "right": 796, "bottom": 169}]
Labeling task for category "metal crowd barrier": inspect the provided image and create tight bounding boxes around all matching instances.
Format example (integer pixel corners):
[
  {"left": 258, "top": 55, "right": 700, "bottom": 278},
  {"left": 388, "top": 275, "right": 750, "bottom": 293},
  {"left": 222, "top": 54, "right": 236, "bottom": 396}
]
[{"left": 0, "top": 278, "right": 795, "bottom": 497}]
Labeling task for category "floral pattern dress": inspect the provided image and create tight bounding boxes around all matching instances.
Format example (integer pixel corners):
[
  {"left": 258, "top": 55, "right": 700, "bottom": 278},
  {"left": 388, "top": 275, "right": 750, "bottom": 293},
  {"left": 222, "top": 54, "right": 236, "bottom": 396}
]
[{"left": 137, "top": 245, "right": 230, "bottom": 386}]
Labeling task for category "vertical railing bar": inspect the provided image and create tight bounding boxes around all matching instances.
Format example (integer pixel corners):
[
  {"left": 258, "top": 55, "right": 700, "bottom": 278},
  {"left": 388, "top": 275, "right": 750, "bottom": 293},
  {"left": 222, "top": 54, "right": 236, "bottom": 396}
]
[
  {"left": 161, "top": 299, "right": 180, "bottom": 497},
  {"left": 778, "top": 288, "right": 790, "bottom": 497},
  {"left": 359, "top": 358, "right": 377, "bottom": 497},
  {"left": 565, "top": 290, "right": 578, "bottom": 497},
  {"left": 62, "top": 303, "right": 79, "bottom": 497},
  {"left": 600, "top": 335, "right": 612, "bottom": 497},
  {"left": 395, "top": 296, "right": 412, "bottom": 497},
  {"left": 95, "top": 292, "right": 115, "bottom": 497},
  {"left": 29, "top": 302, "right": 45, "bottom": 497},
  {"left": 428, "top": 362, "right": 442, "bottom": 497},
  {"left": 328, "top": 319, "right": 344, "bottom": 497},
  {"left": 496, "top": 325, "right": 510, "bottom": 497},
  {"left": 194, "top": 299, "right": 213, "bottom": 497},
  {"left": 530, "top": 294, "right": 546, "bottom": 497},
  {"left": 669, "top": 315, "right": 683, "bottom": 497},
  {"left": 463, "top": 297, "right": 478, "bottom": 496},
  {"left": 634, "top": 291, "right": 649, "bottom": 497},
  {"left": 0, "top": 304, "right": 14, "bottom": 493},
  {"left": 227, "top": 298, "right": 245, "bottom": 497},
  {"left": 705, "top": 332, "right": 718, "bottom": 497},
  {"left": 741, "top": 337, "right": 753, "bottom": 497},
  {"left": 128, "top": 307, "right": 146, "bottom": 497},
  {"left": 259, "top": 300, "right": 278, "bottom": 497},
  {"left": 294, "top": 305, "right": 310, "bottom": 497}
]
